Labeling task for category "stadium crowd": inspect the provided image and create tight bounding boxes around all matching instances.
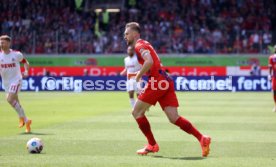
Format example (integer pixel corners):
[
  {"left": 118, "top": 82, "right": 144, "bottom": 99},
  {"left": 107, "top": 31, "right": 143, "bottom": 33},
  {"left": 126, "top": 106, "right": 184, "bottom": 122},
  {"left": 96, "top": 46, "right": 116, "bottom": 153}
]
[{"left": 0, "top": 0, "right": 275, "bottom": 54}]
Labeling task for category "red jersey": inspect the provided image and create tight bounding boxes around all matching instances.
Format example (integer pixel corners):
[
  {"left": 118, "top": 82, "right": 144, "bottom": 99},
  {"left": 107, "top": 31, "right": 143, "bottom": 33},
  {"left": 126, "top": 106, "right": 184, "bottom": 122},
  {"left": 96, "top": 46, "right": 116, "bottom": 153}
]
[
  {"left": 134, "top": 39, "right": 178, "bottom": 109},
  {"left": 269, "top": 54, "right": 276, "bottom": 77},
  {"left": 134, "top": 39, "right": 162, "bottom": 77}
]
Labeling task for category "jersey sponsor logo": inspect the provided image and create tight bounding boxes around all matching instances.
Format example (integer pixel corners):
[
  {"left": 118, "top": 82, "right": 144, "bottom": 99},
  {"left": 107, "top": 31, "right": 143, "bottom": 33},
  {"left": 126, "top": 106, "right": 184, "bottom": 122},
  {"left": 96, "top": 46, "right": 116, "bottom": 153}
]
[
  {"left": 126, "top": 65, "right": 136, "bottom": 68},
  {"left": 1, "top": 63, "right": 16, "bottom": 68}
]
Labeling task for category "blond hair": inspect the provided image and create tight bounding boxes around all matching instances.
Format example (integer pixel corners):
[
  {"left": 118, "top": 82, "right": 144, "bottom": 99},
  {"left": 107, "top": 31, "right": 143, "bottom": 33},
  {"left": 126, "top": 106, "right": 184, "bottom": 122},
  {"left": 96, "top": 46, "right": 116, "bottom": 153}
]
[
  {"left": 125, "top": 22, "right": 141, "bottom": 33},
  {"left": 0, "top": 35, "right": 11, "bottom": 42}
]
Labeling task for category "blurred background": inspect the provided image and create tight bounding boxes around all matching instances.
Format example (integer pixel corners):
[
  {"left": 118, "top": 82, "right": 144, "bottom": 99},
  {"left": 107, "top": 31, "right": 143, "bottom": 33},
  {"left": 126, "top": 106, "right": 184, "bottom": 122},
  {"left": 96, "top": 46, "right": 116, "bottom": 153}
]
[
  {"left": 1, "top": 0, "right": 275, "bottom": 54},
  {"left": 0, "top": 0, "right": 275, "bottom": 82},
  {"left": 1, "top": 2, "right": 275, "bottom": 166}
]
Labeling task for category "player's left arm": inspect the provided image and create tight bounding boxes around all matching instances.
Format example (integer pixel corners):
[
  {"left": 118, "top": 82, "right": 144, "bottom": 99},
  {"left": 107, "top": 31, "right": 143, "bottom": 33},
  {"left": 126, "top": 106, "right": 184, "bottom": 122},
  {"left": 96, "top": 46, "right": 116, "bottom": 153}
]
[
  {"left": 135, "top": 49, "right": 153, "bottom": 82},
  {"left": 120, "top": 68, "right": 127, "bottom": 76},
  {"left": 21, "top": 57, "right": 30, "bottom": 78}
]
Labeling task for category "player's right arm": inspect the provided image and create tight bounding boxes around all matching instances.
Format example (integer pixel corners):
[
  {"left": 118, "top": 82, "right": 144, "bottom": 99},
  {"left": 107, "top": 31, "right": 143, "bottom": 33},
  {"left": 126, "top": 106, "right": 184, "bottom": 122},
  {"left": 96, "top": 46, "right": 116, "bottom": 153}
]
[
  {"left": 135, "top": 49, "right": 153, "bottom": 82},
  {"left": 269, "top": 56, "right": 273, "bottom": 80}
]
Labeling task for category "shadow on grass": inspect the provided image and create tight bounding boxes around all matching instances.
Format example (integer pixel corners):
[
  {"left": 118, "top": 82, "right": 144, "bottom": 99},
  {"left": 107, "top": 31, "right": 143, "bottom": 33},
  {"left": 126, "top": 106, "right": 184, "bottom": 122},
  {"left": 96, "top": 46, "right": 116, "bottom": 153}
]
[
  {"left": 151, "top": 155, "right": 204, "bottom": 161},
  {"left": 28, "top": 152, "right": 46, "bottom": 155},
  {"left": 18, "top": 132, "right": 53, "bottom": 135}
]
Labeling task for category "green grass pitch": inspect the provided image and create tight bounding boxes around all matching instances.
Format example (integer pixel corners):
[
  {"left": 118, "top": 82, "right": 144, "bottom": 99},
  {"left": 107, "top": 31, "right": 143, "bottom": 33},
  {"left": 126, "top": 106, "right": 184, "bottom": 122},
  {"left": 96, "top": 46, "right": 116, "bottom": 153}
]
[{"left": 0, "top": 92, "right": 275, "bottom": 167}]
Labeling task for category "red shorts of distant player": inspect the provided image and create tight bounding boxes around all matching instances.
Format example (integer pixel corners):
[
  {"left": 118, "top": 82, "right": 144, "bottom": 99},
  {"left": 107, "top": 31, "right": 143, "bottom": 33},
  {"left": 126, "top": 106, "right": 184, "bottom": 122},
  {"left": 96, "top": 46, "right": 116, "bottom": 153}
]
[
  {"left": 272, "top": 78, "right": 276, "bottom": 90},
  {"left": 138, "top": 75, "right": 179, "bottom": 110}
]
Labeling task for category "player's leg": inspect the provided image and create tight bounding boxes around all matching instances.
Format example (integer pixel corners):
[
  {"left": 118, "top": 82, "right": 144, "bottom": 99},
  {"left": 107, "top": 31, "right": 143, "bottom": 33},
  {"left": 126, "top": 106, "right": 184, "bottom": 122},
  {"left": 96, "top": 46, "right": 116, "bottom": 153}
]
[
  {"left": 14, "top": 95, "right": 32, "bottom": 133},
  {"left": 132, "top": 99, "right": 159, "bottom": 155},
  {"left": 132, "top": 99, "right": 151, "bottom": 118},
  {"left": 127, "top": 79, "right": 136, "bottom": 108},
  {"left": 158, "top": 80, "right": 202, "bottom": 140},
  {"left": 7, "top": 93, "right": 25, "bottom": 125},
  {"left": 163, "top": 106, "right": 211, "bottom": 157},
  {"left": 272, "top": 79, "right": 276, "bottom": 112},
  {"left": 128, "top": 90, "right": 135, "bottom": 108},
  {"left": 136, "top": 80, "right": 150, "bottom": 111},
  {"left": 158, "top": 80, "right": 211, "bottom": 157},
  {"left": 6, "top": 84, "right": 32, "bottom": 133},
  {"left": 273, "top": 90, "right": 276, "bottom": 112},
  {"left": 133, "top": 77, "right": 171, "bottom": 155},
  {"left": 163, "top": 106, "right": 203, "bottom": 142}
]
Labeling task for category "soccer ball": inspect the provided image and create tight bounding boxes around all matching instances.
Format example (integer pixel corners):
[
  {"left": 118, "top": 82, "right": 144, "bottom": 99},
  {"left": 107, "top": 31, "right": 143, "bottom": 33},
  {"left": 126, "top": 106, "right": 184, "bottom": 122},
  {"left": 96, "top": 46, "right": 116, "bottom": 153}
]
[{"left": 26, "top": 137, "right": 44, "bottom": 153}]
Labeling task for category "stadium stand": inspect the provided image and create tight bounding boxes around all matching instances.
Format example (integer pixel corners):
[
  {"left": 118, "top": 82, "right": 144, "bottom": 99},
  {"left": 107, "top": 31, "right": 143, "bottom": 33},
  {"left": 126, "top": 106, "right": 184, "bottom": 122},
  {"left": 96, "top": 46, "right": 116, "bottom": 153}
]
[{"left": 0, "top": 0, "right": 275, "bottom": 54}]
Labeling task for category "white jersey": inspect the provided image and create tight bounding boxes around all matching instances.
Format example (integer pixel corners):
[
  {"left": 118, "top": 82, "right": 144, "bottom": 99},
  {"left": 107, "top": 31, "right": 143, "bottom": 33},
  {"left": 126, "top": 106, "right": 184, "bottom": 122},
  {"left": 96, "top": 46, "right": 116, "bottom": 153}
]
[
  {"left": 124, "top": 55, "right": 141, "bottom": 75},
  {"left": 124, "top": 55, "right": 141, "bottom": 92},
  {"left": 0, "top": 49, "right": 23, "bottom": 89}
]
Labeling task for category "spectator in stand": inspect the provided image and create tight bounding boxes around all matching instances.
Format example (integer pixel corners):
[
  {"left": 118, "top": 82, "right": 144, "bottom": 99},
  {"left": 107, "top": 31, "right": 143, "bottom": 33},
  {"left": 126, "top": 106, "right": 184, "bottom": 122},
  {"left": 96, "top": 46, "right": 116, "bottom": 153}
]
[
  {"left": 0, "top": 0, "right": 274, "bottom": 54},
  {"left": 250, "top": 63, "right": 261, "bottom": 76}
]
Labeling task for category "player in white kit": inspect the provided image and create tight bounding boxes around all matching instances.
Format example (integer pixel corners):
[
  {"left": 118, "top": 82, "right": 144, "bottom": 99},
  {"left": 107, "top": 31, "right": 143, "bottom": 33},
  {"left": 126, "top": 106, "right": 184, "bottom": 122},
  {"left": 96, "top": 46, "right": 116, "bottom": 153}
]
[
  {"left": 0, "top": 35, "right": 32, "bottom": 133},
  {"left": 120, "top": 46, "right": 142, "bottom": 108}
]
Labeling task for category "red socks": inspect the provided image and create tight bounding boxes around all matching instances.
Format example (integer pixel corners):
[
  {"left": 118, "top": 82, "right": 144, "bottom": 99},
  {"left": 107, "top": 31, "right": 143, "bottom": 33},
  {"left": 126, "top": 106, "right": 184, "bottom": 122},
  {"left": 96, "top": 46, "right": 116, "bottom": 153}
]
[
  {"left": 135, "top": 116, "right": 202, "bottom": 145},
  {"left": 135, "top": 116, "right": 157, "bottom": 145},
  {"left": 175, "top": 116, "right": 202, "bottom": 141}
]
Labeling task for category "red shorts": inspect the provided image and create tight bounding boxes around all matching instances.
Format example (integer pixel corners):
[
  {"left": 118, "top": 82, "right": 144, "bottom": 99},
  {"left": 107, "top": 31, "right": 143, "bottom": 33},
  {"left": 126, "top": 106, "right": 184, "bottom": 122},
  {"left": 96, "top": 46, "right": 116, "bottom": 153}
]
[
  {"left": 272, "top": 78, "right": 276, "bottom": 90},
  {"left": 138, "top": 75, "right": 179, "bottom": 110}
]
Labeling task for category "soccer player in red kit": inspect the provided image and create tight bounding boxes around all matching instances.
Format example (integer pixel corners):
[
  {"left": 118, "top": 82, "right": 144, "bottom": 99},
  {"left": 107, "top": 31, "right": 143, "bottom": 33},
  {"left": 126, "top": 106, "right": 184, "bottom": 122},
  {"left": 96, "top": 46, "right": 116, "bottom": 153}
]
[
  {"left": 268, "top": 45, "right": 276, "bottom": 112},
  {"left": 124, "top": 22, "right": 211, "bottom": 157}
]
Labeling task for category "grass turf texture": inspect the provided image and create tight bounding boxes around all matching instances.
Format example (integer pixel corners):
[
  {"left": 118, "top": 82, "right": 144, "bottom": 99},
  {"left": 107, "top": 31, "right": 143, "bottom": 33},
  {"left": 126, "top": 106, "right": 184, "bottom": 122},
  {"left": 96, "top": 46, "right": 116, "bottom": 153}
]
[{"left": 0, "top": 92, "right": 275, "bottom": 167}]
